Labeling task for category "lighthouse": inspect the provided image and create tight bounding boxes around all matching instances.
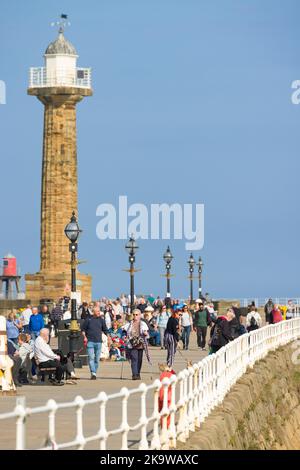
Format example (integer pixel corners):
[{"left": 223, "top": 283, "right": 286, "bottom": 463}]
[{"left": 25, "top": 19, "right": 92, "bottom": 304}]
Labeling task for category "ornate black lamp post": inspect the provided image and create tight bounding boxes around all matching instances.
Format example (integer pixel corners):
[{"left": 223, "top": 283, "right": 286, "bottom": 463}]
[
  {"left": 197, "top": 256, "right": 204, "bottom": 299},
  {"left": 125, "top": 235, "right": 139, "bottom": 313},
  {"left": 64, "top": 211, "right": 82, "bottom": 365},
  {"left": 163, "top": 246, "right": 173, "bottom": 309},
  {"left": 188, "top": 253, "right": 195, "bottom": 303}
]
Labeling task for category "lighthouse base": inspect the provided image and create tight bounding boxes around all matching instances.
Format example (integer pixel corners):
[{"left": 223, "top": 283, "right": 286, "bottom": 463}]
[{"left": 25, "top": 271, "right": 92, "bottom": 306}]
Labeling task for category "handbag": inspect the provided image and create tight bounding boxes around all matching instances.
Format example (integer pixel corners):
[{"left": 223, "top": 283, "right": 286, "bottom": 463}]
[{"left": 129, "top": 335, "right": 144, "bottom": 348}]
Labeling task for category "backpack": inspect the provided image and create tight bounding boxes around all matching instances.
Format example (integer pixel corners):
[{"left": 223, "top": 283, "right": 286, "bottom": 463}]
[
  {"left": 249, "top": 315, "right": 258, "bottom": 329},
  {"left": 210, "top": 323, "right": 223, "bottom": 348}
]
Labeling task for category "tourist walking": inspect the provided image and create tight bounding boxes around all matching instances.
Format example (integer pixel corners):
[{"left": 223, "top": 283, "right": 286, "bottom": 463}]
[
  {"left": 180, "top": 305, "right": 193, "bottom": 350},
  {"left": 227, "top": 308, "right": 241, "bottom": 339},
  {"left": 78, "top": 302, "right": 92, "bottom": 320},
  {"left": 81, "top": 307, "right": 110, "bottom": 380},
  {"left": 29, "top": 307, "right": 44, "bottom": 340},
  {"left": 20, "top": 305, "right": 32, "bottom": 334},
  {"left": 164, "top": 310, "right": 180, "bottom": 368},
  {"left": 246, "top": 308, "right": 262, "bottom": 332},
  {"left": 39, "top": 305, "right": 50, "bottom": 326},
  {"left": 157, "top": 305, "right": 170, "bottom": 349},
  {"left": 269, "top": 304, "right": 283, "bottom": 324},
  {"left": 193, "top": 300, "right": 211, "bottom": 350},
  {"left": 286, "top": 300, "right": 295, "bottom": 320},
  {"left": 49, "top": 302, "right": 63, "bottom": 337},
  {"left": 264, "top": 298, "right": 274, "bottom": 324},
  {"left": 123, "top": 309, "right": 151, "bottom": 380},
  {"left": 209, "top": 312, "right": 232, "bottom": 354}
]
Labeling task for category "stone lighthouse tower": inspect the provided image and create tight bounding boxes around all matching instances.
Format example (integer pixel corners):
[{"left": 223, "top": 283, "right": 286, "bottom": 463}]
[{"left": 25, "top": 22, "right": 92, "bottom": 304}]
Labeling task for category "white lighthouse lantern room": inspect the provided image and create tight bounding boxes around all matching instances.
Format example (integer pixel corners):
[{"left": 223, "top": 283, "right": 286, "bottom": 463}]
[{"left": 29, "top": 22, "right": 91, "bottom": 90}]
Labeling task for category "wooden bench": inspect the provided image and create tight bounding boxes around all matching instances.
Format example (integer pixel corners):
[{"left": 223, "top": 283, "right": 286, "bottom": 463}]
[{"left": 37, "top": 366, "right": 57, "bottom": 382}]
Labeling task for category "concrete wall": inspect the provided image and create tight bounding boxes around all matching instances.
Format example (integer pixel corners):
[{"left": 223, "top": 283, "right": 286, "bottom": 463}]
[
  {"left": 178, "top": 344, "right": 300, "bottom": 450},
  {"left": 0, "top": 299, "right": 30, "bottom": 317}
]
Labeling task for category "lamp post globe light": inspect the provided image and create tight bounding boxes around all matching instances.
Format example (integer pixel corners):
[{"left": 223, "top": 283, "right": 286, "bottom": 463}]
[
  {"left": 163, "top": 246, "right": 173, "bottom": 310},
  {"left": 188, "top": 253, "right": 195, "bottom": 303},
  {"left": 125, "top": 235, "right": 139, "bottom": 313},
  {"left": 64, "top": 211, "right": 82, "bottom": 366},
  {"left": 197, "top": 256, "right": 204, "bottom": 299}
]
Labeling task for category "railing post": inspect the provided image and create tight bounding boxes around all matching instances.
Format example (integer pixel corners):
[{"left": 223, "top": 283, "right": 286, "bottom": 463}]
[
  {"left": 182, "top": 368, "right": 190, "bottom": 439},
  {"left": 15, "top": 396, "right": 26, "bottom": 450},
  {"left": 192, "top": 364, "right": 200, "bottom": 429},
  {"left": 160, "top": 377, "right": 170, "bottom": 450},
  {"left": 98, "top": 392, "right": 108, "bottom": 450},
  {"left": 151, "top": 380, "right": 162, "bottom": 450},
  {"left": 187, "top": 366, "right": 195, "bottom": 432},
  {"left": 138, "top": 383, "right": 149, "bottom": 450},
  {"left": 168, "top": 375, "right": 177, "bottom": 448},
  {"left": 74, "top": 396, "right": 86, "bottom": 449},
  {"left": 47, "top": 399, "right": 58, "bottom": 450},
  {"left": 120, "top": 387, "right": 130, "bottom": 450},
  {"left": 176, "top": 371, "right": 186, "bottom": 443}
]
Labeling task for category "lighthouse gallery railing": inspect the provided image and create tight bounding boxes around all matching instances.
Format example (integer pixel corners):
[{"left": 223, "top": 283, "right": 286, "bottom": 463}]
[{"left": 28, "top": 67, "right": 92, "bottom": 89}]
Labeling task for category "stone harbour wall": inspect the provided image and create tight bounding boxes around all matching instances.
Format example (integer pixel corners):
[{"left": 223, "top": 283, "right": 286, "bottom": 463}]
[{"left": 178, "top": 344, "right": 300, "bottom": 450}]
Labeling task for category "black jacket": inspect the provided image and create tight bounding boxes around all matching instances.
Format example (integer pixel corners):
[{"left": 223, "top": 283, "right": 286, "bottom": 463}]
[
  {"left": 228, "top": 316, "right": 240, "bottom": 339},
  {"left": 81, "top": 316, "right": 108, "bottom": 343},
  {"left": 210, "top": 317, "right": 232, "bottom": 348},
  {"left": 165, "top": 317, "right": 180, "bottom": 341}
]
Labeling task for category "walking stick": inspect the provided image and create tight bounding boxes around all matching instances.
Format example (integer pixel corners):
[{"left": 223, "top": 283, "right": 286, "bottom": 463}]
[{"left": 120, "top": 359, "right": 125, "bottom": 380}]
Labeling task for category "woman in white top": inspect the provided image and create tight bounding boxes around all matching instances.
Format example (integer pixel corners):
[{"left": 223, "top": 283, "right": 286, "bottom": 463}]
[
  {"left": 180, "top": 305, "right": 193, "bottom": 350},
  {"left": 123, "top": 309, "right": 150, "bottom": 380},
  {"left": 246, "top": 309, "right": 262, "bottom": 332}
]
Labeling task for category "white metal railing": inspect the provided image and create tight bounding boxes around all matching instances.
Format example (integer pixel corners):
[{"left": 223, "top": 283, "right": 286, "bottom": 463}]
[
  {"left": 224, "top": 298, "right": 300, "bottom": 308},
  {"left": 28, "top": 67, "right": 92, "bottom": 89},
  {"left": 1, "top": 319, "right": 300, "bottom": 450}
]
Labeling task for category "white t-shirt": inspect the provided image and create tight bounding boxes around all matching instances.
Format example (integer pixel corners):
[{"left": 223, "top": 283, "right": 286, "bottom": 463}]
[
  {"left": 105, "top": 312, "right": 112, "bottom": 330},
  {"left": 63, "top": 311, "right": 71, "bottom": 320},
  {"left": 181, "top": 312, "right": 192, "bottom": 327},
  {"left": 22, "top": 308, "right": 32, "bottom": 326},
  {"left": 246, "top": 311, "right": 262, "bottom": 328}
]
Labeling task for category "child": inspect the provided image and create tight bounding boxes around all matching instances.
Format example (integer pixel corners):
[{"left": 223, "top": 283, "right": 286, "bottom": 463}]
[
  {"left": 18, "top": 333, "right": 34, "bottom": 384},
  {"left": 109, "top": 342, "right": 124, "bottom": 361}
]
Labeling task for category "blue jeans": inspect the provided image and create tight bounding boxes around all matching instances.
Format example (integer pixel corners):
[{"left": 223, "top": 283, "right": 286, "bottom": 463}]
[
  {"left": 87, "top": 341, "right": 102, "bottom": 375},
  {"left": 182, "top": 326, "right": 191, "bottom": 349},
  {"left": 150, "top": 330, "right": 160, "bottom": 346}
]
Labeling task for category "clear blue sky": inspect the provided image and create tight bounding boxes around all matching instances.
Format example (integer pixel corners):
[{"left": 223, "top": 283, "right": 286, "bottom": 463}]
[{"left": 1, "top": 0, "right": 299, "bottom": 299}]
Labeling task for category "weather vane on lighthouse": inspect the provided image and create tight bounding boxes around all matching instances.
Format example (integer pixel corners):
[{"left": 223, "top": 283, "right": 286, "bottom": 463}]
[{"left": 51, "top": 14, "right": 71, "bottom": 32}]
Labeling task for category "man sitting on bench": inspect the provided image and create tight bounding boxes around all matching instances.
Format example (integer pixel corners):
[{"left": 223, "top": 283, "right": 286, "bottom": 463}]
[{"left": 34, "top": 328, "right": 76, "bottom": 385}]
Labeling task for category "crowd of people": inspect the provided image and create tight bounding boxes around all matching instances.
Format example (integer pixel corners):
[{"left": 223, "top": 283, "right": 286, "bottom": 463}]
[{"left": 3, "top": 295, "right": 298, "bottom": 386}]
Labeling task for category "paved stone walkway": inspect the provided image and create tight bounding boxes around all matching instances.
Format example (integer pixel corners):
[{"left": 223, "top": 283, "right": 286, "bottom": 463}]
[{"left": 0, "top": 333, "right": 207, "bottom": 450}]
